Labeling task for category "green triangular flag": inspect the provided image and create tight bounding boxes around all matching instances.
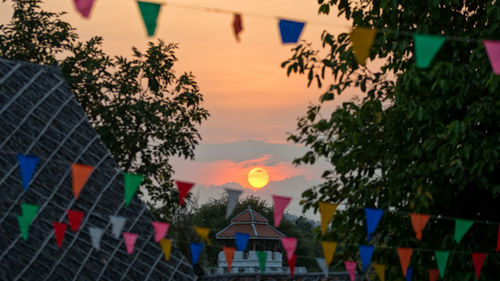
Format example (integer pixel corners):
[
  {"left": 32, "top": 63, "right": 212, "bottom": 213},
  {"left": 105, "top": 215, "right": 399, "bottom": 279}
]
[
  {"left": 435, "top": 250, "right": 450, "bottom": 278},
  {"left": 413, "top": 34, "right": 445, "bottom": 68},
  {"left": 454, "top": 219, "right": 473, "bottom": 243},
  {"left": 18, "top": 215, "right": 30, "bottom": 240},
  {"left": 256, "top": 251, "right": 267, "bottom": 273},
  {"left": 137, "top": 1, "right": 162, "bottom": 37},
  {"left": 21, "top": 203, "right": 39, "bottom": 225},
  {"left": 124, "top": 173, "right": 144, "bottom": 206}
]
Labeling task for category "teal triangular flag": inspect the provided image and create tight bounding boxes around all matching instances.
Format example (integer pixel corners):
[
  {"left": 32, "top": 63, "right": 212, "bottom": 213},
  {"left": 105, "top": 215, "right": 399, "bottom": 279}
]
[
  {"left": 21, "top": 203, "right": 39, "bottom": 225},
  {"left": 435, "top": 250, "right": 449, "bottom": 278},
  {"left": 137, "top": 1, "right": 162, "bottom": 37},
  {"left": 256, "top": 251, "right": 267, "bottom": 273},
  {"left": 413, "top": 34, "right": 445, "bottom": 68},
  {"left": 454, "top": 219, "right": 473, "bottom": 243},
  {"left": 123, "top": 173, "right": 144, "bottom": 206}
]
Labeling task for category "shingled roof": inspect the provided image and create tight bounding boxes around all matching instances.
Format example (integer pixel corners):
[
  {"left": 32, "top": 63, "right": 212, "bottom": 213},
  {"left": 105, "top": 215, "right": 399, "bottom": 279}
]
[
  {"left": 0, "top": 58, "right": 196, "bottom": 281},
  {"left": 215, "top": 206, "right": 285, "bottom": 240}
]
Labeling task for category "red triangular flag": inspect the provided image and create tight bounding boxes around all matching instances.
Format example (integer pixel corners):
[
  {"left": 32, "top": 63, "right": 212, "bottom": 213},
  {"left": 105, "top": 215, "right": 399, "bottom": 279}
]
[
  {"left": 53, "top": 222, "right": 67, "bottom": 248},
  {"left": 288, "top": 254, "right": 297, "bottom": 278},
  {"left": 410, "top": 213, "right": 430, "bottom": 240},
  {"left": 496, "top": 224, "right": 500, "bottom": 252},
  {"left": 472, "top": 252, "right": 486, "bottom": 280},
  {"left": 175, "top": 180, "right": 194, "bottom": 206},
  {"left": 397, "top": 248, "right": 413, "bottom": 277},
  {"left": 429, "top": 269, "right": 439, "bottom": 281},
  {"left": 71, "top": 163, "right": 93, "bottom": 199},
  {"left": 223, "top": 246, "right": 236, "bottom": 273},
  {"left": 67, "top": 210, "right": 84, "bottom": 232},
  {"left": 232, "top": 14, "right": 243, "bottom": 42}
]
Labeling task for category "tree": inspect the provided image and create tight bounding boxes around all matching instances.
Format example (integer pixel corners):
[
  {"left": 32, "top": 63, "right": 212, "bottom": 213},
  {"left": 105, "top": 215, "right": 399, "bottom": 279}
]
[
  {"left": 0, "top": 0, "right": 209, "bottom": 217},
  {"left": 282, "top": 1, "right": 499, "bottom": 280}
]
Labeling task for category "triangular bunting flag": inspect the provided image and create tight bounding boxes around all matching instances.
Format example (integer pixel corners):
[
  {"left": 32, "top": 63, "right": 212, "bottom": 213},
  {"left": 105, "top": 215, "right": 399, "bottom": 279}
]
[
  {"left": 429, "top": 268, "right": 439, "bottom": 281},
  {"left": 194, "top": 226, "right": 211, "bottom": 244},
  {"left": 67, "top": 210, "right": 84, "bottom": 232},
  {"left": 123, "top": 172, "right": 144, "bottom": 206},
  {"left": 454, "top": 219, "right": 473, "bottom": 243},
  {"left": 435, "top": 250, "right": 449, "bottom": 278},
  {"left": 235, "top": 232, "right": 250, "bottom": 251},
  {"left": 472, "top": 252, "right": 486, "bottom": 280},
  {"left": 373, "top": 263, "right": 385, "bottom": 281},
  {"left": 278, "top": 19, "right": 305, "bottom": 44},
  {"left": 345, "top": 261, "right": 357, "bottom": 281},
  {"left": 71, "top": 163, "right": 93, "bottom": 199},
  {"left": 398, "top": 248, "right": 413, "bottom": 277},
  {"left": 17, "top": 216, "right": 30, "bottom": 240},
  {"left": 21, "top": 203, "right": 39, "bottom": 224},
  {"left": 359, "top": 245, "right": 374, "bottom": 271},
  {"left": 89, "top": 226, "right": 104, "bottom": 251},
  {"left": 232, "top": 14, "right": 243, "bottom": 42},
  {"left": 484, "top": 40, "right": 500, "bottom": 75},
  {"left": 256, "top": 251, "right": 267, "bottom": 273},
  {"left": 497, "top": 224, "right": 500, "bottom": 252},
  {"left": 152, "top": 221, "right": 170, "bottom": 242},
  {"left": 321, "top": 241, "right": 337, "bottom": 267},
  {"left": 17, "top": 154, "right": 39, "bottom": 191},
  {"left": 350, "top": 27, "right": 377, "bottom": 65},
  {"left": 73, "top": 0, "right": 95, "bottom": 19},
  {"left": 406, "top": 266, "right": 413, "bottom": 281},
  {"left": 365, "top": 208, "right": 384, "bottom": 241},
  {"left": 281, "top": 237, "right": 297, "bottom": 262},
  {"left": 123, "top": 232, "right": 138, "bottom": 254},
  {"left": 137, "top": 1, "right": 162, "bottom": 37},
  {"left": 110, "top": 215, "right": 127, "bottom": 239},
  {"left": 160, "top": 239, "right": 172, "bottom": 261},
  {"left": 225, "top": 188, "right": 242, "bottom": 219},
  {"left": 190, "top": 242, "right": 203, "bottom": 265},
  {"left": 288, "top": 254, "right": 297, "bottom": 277},
  {"left": 53, "top": 222, "right": 67, "bottom": 248},
  {"left": 413, "top": 34, "right": 446, "bottom": 68},
  {"left": 175, "top": 180, "right": 194, "bottom": 206},
  {"left": 223, "top": 246, "right": 236, "bottom": 273},
  {"left": 319, "top": 202, "right": 338, "bottom": 235},
  {"left": 316, "top": 258, "right": 328, "bottom": 278},
  {"left": 272, "top": 195, "right": 291, "bottom": 227},
  {"left": 410, "top": 213, "right": 430, "bottom": 240}
]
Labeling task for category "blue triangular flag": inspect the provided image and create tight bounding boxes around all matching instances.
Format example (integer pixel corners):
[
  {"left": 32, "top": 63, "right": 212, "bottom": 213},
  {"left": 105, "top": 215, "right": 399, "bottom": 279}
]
[
  {"left": 278, "top": 19, "right": 305, "bottom": 44},
  {"left": 359, "top": 245, "right": 374, "bottom": 271},
  {"left": 406, "top": 266, "right": 413, "bottom": 281},
  {"left": 235, "top": 232, "right": 250, "bottom": 251},
  {"left": 190, "top": 242, "right": 203, "bottom": 265},
  {"left": 17, "top": 154, "right": 40, "bottom": 191},
  {"left": 364, "top": 208, "right": 384, "bottom": 241}
]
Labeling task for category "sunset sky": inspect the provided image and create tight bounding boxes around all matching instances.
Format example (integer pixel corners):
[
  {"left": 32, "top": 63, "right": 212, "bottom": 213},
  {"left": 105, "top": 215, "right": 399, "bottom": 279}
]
[{"left": 0, "top": 0, "right": 355, "bottom": 217}]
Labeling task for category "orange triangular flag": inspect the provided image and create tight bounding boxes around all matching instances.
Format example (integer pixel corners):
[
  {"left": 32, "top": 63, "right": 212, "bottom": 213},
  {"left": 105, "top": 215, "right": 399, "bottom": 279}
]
[
  {"left": 223, "top": 246, "right": 236, "bottom": 273},
  {"left": 350, "top": 27, "right": 377, "bottom": 65},
  {"left": 397, "top": 248, "right": 413, "bottom": 277},
  {"left": 319, "top": 202, "right": 338, "bottom": 235},
  {"left": 71, "top": 163, "right": 93, "bottom": 199},
  {"left": 321, "top": 241, "right": 337, "bottom": 267},
  {"left": 429, "top": 269, "right": 439, "bottom": 281},
  {"left": 410, "top": 213, "right": 430, "bottom": 240}
]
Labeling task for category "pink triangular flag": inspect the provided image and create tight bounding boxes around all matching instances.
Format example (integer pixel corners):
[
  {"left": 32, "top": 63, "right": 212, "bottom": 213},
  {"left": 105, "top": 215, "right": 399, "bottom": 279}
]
[
  {"left": 484, "top": 40, "right": 500, "bottom": 75},
  {"left": 281, "top": 237, "right": 297, "bottom": 261},
  {"left": 73, "top": 0, "right": 95, "bottom": 19},
  {"left": 123, "top": 232, "right": 138, "bottom": 254},
  {"left": 67, "top": 210, "right": 84, "bottom": 232},
  {"left": 272, "top": 195, "right": 291, "bottom": 227},
  {"left": 496, "top": 224, "right": 500, "bottom": 252},
  {"left": 175, "top": 180, "right": 195, "bottom": 206},
  {"left": 152, "top": 221, "right": 170, "bottom": 242},
  {"left": 472, "top": 252, "right": 486, "bottom": 280},
  {"left": 345, "top": 261, "right": 357, "bottom": 281}
]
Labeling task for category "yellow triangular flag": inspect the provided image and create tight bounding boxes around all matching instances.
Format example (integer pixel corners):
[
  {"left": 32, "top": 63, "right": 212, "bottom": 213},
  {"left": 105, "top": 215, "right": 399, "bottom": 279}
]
[
  {"left": 350, "top": 27, "right": 377, "bottom": 65},
  {"left": 160, "top": 239, "right": 172, "bottom": 261},
  {"left": 373, "top": 263, "right": 385, "bottom": 281},
  {"left": 321, "top": 241, "right": 337, "bottom": 267},
  {"left": 319, "top": 202, "right": 338, "bottom": 235},
  {"left": 194, "top": 226, "right": 211, "bottom": 244}
]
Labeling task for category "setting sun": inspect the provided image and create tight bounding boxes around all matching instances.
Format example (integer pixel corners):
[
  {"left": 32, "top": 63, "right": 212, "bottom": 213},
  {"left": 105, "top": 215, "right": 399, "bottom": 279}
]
[{"left": 248, "top": 167, "right": 269, "bottom": 189}]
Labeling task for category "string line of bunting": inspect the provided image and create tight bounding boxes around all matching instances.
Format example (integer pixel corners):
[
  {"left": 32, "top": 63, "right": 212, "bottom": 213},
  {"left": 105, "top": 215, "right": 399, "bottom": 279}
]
[
  {"left": 70, "top": 0, "right": 500, "bottom": 75},
  {"left": 13, "top": 153, "right": 499, "bottom": 280}
]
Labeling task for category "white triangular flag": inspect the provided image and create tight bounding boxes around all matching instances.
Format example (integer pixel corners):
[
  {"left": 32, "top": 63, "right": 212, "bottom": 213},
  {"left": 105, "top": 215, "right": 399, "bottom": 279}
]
[
  {"left": 110, "top": 215, "right": 127, "bottom": 239},
  {"left": 89, "top": 226, "right": 104, "bottom": 251},
  {"left": 316, "top": 257, "right": 329, "bottom": 278},
  {"left": 225, "top": 188, "right": 243, "bottom": 219}
]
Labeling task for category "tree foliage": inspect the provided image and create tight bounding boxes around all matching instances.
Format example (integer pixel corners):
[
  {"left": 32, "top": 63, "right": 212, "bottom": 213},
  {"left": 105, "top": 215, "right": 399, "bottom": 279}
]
[
  {"left": 0, "top": 0, "right": 209, "bottom": 216},
  {"left": 283, "top": 1, "right": 500, "bottom": 280}
]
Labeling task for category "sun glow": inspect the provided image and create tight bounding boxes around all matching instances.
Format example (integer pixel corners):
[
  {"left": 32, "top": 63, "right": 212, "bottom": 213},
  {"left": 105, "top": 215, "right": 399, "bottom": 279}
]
[{"left": 248, "top": 167, "right": 269, "bottom": 189}]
